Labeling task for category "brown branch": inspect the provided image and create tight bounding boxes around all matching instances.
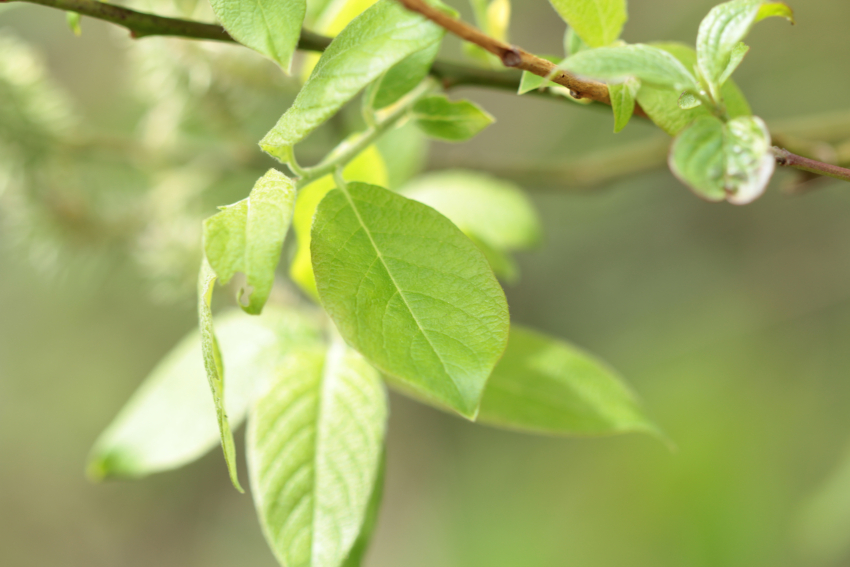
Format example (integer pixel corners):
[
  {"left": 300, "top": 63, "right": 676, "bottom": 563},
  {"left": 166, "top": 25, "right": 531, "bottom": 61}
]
[{"left": 772, "top": 147, "right": 850, "bottom": 185}]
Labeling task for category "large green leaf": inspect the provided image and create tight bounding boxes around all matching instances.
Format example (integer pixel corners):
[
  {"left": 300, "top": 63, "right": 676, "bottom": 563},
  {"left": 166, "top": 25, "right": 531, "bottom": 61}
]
[
  {"left": 209, "top": 0, "right": 305, "bottom": 73},
  {"left": 311, "top": 182, "right": 510, "bottom": 418},
  {"left": 669, "top": 115, "right": 774, "bottom": 204},
  {"left": 411, "top": 95, "right": 494, "bottom": 142},
  {"left": 548, "top": 0, "right": 627, "bottom": 48},
  {"left": 696, "top": 0, "right": 794, "bottom": 92},
  {"left": 478, "top": 326, "right": 659, "bottom": 436},
  {"left": 203, "top": 169, "right": 295, "bottom": 315},
  {"left": 260, "top": 0, "right": 444, "bottom": 163},
  {"left": 560, "top": 44, "right": 699, "bottom": 92},
  {"left": 247, "top": 341, "right": 387, "bottom": 567},
  {"left": 198, "top": 259, "right": 243, "bottom": 491},
  {"left": 399, "top": 170, "right": 540, "bottom": 251},
  {"left": 87, "top": 308, "right": 322, "bottom": 481},
  {"left": 290, "top": 146, "right": 388, "bottom": 300},
  {"left": 636, "top": 42, "right": 751, "bottom": 136}
]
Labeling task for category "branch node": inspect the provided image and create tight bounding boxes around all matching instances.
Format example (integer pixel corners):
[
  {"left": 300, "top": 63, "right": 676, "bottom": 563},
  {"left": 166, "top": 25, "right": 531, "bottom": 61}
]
[{"left": 500, "top": 47, "right": 522, "bottom": 68}]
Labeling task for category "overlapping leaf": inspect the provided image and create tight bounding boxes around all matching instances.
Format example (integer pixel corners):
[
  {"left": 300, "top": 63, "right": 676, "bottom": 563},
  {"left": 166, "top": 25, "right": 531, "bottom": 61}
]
[
  {"left": 560, "top": 44, "right": 699, "bottom": 91},
  {"left": 477, "top": 326, "right": 660, "bottom": 437},
  {"left": 669, "top": 115, "right": 774, "bottom": 204},
  {"left": 247, "top": 341, "right": 387, "bottom": 567},
  {"left": 87, "top": 308, "right": 322, "bottom": 480},
  {"left": 260, "top": 0, "right": 444, "bottom": 163},
  {"left": 311, "top": 182, "right": 510, "bottom": 417},
  {"left": 210, "top": 0, "right": 305, "bottom": 72},
  {"left": 609, "top": 77, "right": 639, "bottom": 132},
  {"left": 203, "top": 169, "right": 295, "bottom": 315},
  {"left": 696, "top": 0, "right": 794, "bottom": 92}
]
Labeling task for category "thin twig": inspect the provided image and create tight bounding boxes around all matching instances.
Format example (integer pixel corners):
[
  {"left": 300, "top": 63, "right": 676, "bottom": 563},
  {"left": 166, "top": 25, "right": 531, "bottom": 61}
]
[
  {"left": 772, "top": 147, "right": 850, "bottom": 185},
  {"left": 395, "top": 0, "right": 616, "bottom": 106}
]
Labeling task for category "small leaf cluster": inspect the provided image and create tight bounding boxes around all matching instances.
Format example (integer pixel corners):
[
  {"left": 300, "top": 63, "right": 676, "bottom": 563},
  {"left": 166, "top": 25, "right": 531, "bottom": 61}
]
[
  {"left": 88, "top": 1, "right": 664, "bottom": 566},
  {"left": 531, "top": 0, "right": 793, "bottom": 203}
]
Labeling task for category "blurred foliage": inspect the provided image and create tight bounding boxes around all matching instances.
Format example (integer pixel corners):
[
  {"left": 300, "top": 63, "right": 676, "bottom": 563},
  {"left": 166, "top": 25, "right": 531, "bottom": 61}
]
[{"left": 3, "top": 0, "right": 850, "bottom": 566}]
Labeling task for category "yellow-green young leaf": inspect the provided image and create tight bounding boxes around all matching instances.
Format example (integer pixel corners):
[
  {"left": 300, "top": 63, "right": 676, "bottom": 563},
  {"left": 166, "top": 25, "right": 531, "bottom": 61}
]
[
  {"left": 548, "top": 0, "right": 627, "bottom": 48},
  {"left": 260, "top": 0, "right": 444, "bottom": 162},
  {"left": 247, "top": 341, "right": 387, "bottom": 567},
  {"left": 669, "top": 115, "right": 774, "bottom": 204},
  {"left": 697, "top": 0, "right": 794, "bottom": 92},
  {"left": 198, "top": 259, "right": 243, "bottom": 492},
  {"left": 411, "top": 95, "right": 494, "bottom": 142},
  {"left": 368, "top": 42, "right": 440, "bottom": 110},
  {"left": 66, "top": 12, "right": 81, "bottom": 36},
  {"left": 560, "top": 44, "right": 699, "bottom": 91},
  {"left": 477, "top": 326, "right": 660, "bottom": 437},
  {"left": 291, "top": 146, "right": 388, "bottom": 300},
  {"left": 209, "top": 0, "right": 305, "bottom": 73},
  {"left": 718, "top": 41, "right": 751, "bottom": 86},
  {"left": 203, "top": 169, "right": 295, "bottom": 315},
  {"left": 87, "top": 308, "right": 323, "bottom": 481},
  {"left": 756, "top": 2, "right": 794, "bottom": 23},
  {"left": 399, "top": 170, "right": 541, "bottom": 251},
  {"left": 609, "top": 77, "right": 639, "bottom": 133},
  {"left": 636, "top": 42, "right": 751, "bottom": 136},
  {"left": 311, "top": 182, "right": 510, "bottom": 418}
]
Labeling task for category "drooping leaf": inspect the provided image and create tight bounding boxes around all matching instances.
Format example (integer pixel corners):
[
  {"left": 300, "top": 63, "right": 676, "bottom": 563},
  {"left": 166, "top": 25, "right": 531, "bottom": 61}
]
[
  {"left": 399, "top": 170, "right": 540, "bottom": 251},
  {"left": 209, "top": 0, "right": 305, "bottom": 73},
  {"left": 560, "top": 44, "right": 700, "bottom": 92},
  {"left": 368, "top": 42, "right": 440, "bottom": 110},
  {"left": 311, "top": 182, "right": 510, "bottom": 418},
  {"left": 696, "top": 0, "right": 794, "bottom": 92},
  {"left": 548, "top": 0, "right": 627, "bottom": 48},
  {"left": 411, "top": 95, "right": 495, "bottom": 142},
  {"left": 291, "top": 146, "right": 388, "bottom": 300},
  {"left": 203, "top": 169, "right": 295, "bottom": 315},
  {"left": 198, "top": 259, "right": 243, "bottom": 492},
  {"left": 477, "top": 326, "right": 661, "bottom": 437},
  {"left": 260, "top": 0, "right": 444, "bottom": 163},
  {"left": 669, "top": 115, "right": 774, "bottom": 204},
  {"left": 609, "top": 77, "right": 640, "bottom": 133},
  {"left": 247, "top": 340, "right": 387, "bottom": 567},
  {"left": 87, "top": 308, "right": 322, "bottom": 481},
  {"left": 636, "top": 42, "right": 751, "bottom": 135}
]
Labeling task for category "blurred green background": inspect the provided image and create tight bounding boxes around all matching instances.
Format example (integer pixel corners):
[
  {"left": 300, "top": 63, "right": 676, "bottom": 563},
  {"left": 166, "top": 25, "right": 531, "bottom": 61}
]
[{"left": 3, "top": 0, "right": 850, "bottom": 566}]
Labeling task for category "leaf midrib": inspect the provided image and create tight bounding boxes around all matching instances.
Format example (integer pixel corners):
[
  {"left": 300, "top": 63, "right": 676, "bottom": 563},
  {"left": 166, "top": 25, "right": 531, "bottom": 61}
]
[{"left": 336, "top": 186, "right": 464, "bottom": 403}]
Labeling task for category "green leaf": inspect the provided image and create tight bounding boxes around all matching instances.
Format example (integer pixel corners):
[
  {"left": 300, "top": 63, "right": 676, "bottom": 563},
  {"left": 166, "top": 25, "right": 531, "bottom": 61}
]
[
  {"left": 669, "top": 115, "right": 774, "bottom": 204},
  {"left": 718, "top": 42, "right": 750, "bottom": 86},
  {"left": 560, "top": 44, "right": 699, "bottom": 91},
  {"left": 477, "top": 326, "right": 661, "bottom": 437},
  {"left": 203, "top": 169, "right": 295, "bottom": 315},
  {"left": 636, "top": 42, "right": 751, "bottom": 136},
  {"left": 311, "top": 182, "right": 510, "bottom": 418},
  {"left": 87, "top": 308, "right": 323, "bottom": 481},
  {"left": 517, "top": 55, "right": 562, "bottom": 95},
  {"left": 548, "top": 0, "right": 627, "bottom": 48},
  {"left": 564, "top": 27, "right": 590, "bottom": 56},
  {"left": 609, "top": 77, "right": 639, "bottom": 133},
  {"left": 198, "top": 259, "right": 243, "bottom": 492},
  {"left": 209, "top": 0, "right": 305, "bottom": 73},
  {"left": 66, "top": 12, "right": 81, "bottom": 36},
  {"left": 260, "top": 0, "right": 444, "bottom": 162},
  {"left": 696, "top": 0, "right": 794, "bottom": 92},
  {"left": 247, "top": 340, "right": 387, "bottom": 567},
  {"left": 368, "top": 42, "right": 440, "bottom": 110},
  {"left": 756, "top": 2, "right": 794, "bottom": 23},
  {"left": 399, "top": 170, "right": 540, "bottom": 251},
  {"left": 411, "top": 95, "right": 494, "bottom": 142},
  {"left": 291, "top": 146, "right": 388, "bottom": 300},
  {"left": 340, "top": 455, "right": 385, "bottom": 567}
]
